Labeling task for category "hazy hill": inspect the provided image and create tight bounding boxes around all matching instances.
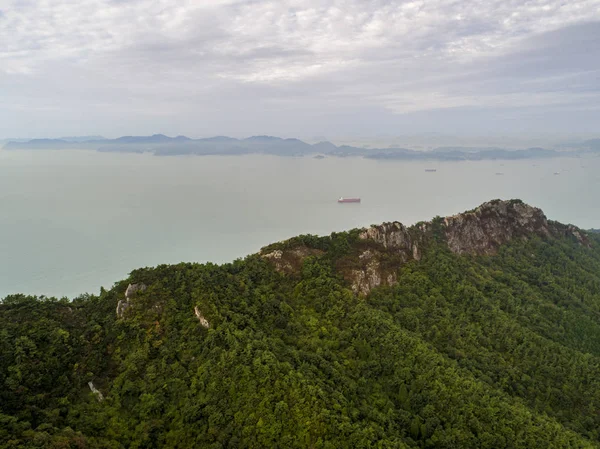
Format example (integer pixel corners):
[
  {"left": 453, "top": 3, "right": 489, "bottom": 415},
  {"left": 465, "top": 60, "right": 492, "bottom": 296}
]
[
  {"left": 1, "top": 134, "right": 593, "bottom": 161},
  {"left": 2, "top": 200, "right": 600, "bottom": 447},
  {"left": 58, "top": 136, "right": 107, "bottom": 142},
  {"left": 0, "top": 136, "right": 105, "bottom": 145}
]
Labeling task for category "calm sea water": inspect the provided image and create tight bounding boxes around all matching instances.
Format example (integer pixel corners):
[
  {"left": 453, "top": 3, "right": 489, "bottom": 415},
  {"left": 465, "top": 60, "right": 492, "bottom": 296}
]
[{"left": 1, "top": 149, "right": 599, "bottom": 298}]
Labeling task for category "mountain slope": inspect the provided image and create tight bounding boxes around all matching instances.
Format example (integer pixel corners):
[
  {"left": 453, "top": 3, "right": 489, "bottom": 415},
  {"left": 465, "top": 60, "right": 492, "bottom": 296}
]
[{"left": 1, "top": 200, "right": 600, "bottom": 448}]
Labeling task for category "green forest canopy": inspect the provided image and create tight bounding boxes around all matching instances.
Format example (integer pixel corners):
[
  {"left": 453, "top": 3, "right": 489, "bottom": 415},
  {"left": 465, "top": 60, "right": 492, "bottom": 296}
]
[{"left": 2, "top": 201, "right": 600, "bottom": 448}]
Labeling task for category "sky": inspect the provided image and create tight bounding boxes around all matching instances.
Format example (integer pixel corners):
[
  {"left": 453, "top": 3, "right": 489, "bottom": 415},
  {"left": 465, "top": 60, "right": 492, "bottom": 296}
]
[{"left": 1, "top": 0, "right": 599, "bottom": 141}]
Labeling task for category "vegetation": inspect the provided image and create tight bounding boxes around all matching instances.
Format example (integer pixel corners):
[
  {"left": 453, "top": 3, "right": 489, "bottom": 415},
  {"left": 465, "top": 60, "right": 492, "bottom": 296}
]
[{"left": 2, "top": 223, "right": 600, "bottom": 448}]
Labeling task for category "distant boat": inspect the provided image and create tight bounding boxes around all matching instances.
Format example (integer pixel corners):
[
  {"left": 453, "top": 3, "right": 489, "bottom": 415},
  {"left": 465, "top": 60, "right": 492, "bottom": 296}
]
[
  {"left": 495, "top": 172, "right": 504, "bottom": 175},
  {"left": 338, "top": 197, "right": 361, "bottom": 203},
  {"left": 424, "top": 168, "right": 437, "bottom": 172},
  {"left": 554, "top": 172, "right": 560, "bottom": 175},
  {"left": 313, "top": 155, "right": 326, "bottom": 159}
]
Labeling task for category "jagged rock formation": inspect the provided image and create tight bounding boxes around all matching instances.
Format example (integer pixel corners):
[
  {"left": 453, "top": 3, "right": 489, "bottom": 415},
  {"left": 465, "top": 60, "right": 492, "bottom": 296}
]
[
  {"left": 442, "top": 200, "right": 551, "bottom": 255},
  {"left": 358, "top": 221, "right": 422, "bottom": 260},
  {"left": 441, "top": 200, "right": 591, "bottom": 254},
  {"left": 344, "top": 223, "right": 426, "bottom": 295},
  {"left": 88, "top": 381, "right": 104, "bottom": 402},
  {"left": 554, "top": 224, "right": 591, "bottom": 247},
  {"left": 116, "top": 283, "right": 147, "bottom": 318},
  {"left": 261, "top": 246, "right": 324, "bottom": 274},
  {"left": 194, "top": 306, "right": 210, "bottom": 328},
  {"left": 348, "top": 250, "right": 397, "bottom": 296},
  {"left": 262, "top": 200, "right": 592, "bottom": 296},
  {"left": 349, "top": 200, "right": 589, "bottom": 294}
]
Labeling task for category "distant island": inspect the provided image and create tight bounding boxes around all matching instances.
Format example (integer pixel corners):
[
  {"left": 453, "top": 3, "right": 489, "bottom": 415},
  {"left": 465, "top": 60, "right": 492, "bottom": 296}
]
[{"left": 3, "top": 134, "right": 600, "bottom": 161}]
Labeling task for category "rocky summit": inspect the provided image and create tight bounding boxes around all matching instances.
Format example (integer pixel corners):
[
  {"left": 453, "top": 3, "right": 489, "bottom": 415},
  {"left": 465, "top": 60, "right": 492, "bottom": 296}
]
[{"left": 262, "top": 199, "right": 590, "bottom": 295}]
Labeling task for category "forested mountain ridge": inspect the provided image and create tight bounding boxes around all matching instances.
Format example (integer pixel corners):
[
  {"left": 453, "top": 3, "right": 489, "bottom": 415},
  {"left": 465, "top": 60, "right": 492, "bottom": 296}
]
[{"left": 2, "top": 200, "right": 600, "bottom": 448}]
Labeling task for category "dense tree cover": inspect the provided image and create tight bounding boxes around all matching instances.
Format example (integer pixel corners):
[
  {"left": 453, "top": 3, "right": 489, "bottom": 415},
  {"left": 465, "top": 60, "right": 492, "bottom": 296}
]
[{"left": 2, "top": 229, "right": 600, "bottom": 448}]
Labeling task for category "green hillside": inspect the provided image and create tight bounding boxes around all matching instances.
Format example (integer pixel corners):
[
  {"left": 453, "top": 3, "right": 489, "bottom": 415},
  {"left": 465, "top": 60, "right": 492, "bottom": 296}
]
[{"left": 2, "top": 200, "right": 600, "bottom": 448}]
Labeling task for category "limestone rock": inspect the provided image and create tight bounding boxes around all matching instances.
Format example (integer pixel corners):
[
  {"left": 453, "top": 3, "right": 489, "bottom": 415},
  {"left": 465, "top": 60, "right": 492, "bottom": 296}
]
[
  {"left": 115, "top": 300, "right": 129, "bottom": 318},
  {"left": 88, "top": 381, "right": 104, "bottom": 402},
  {"left": 348, "top": 249, "right": 397, "bottom": 296},
  {"left": 261, "top": 246, "right": 324, "bottom": 274},
  {"left": 349, "top": 200, "right": 591, "bottom": 295},
  {"left": 116, "top": 283, "right": 147, "bottom": 318},
  {"left": 553, "top": 224, "right": 592, "bottom": 247},
  {"left": 443, "top": 200, "right": 550, "bottom": 255},
  {"left": 125, "top": 283, "right": 147, "bottom": 298},
  {"left": 194, "top": 306, "right": 210, "bottom": 328},
  {"left": 359, "top": 221, "right": 412, "bottom": 251}
]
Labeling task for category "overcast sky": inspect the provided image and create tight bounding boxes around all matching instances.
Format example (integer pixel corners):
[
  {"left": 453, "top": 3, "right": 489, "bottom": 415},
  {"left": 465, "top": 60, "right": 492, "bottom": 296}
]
[{"left": 1, "top": 0, "right": 599, "bottom": 140}]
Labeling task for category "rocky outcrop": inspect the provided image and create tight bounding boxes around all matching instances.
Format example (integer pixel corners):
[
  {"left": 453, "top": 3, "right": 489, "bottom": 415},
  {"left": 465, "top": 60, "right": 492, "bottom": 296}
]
[
  {"left": 566, "top": 225, "right": 591, "bottom": 247},
  {"left": 88, "top": 381, "right": 104, "bottom": 402},
  {"left": 552, "top": 223, "right": 592, "bottom": 247},
  {"left": 358, "top": 221, "right": 421, "bottom": 261},
  {"left": 344, "top": 222, "right": 422, "bottom": 295},
  {"left": 443, "top": 200, "right": 551, "bottom": 255},
  {"left": 261, "top": 246, "right": 324, "bottom": 274},
  {"left": 116, "top": 283, "right": 147, "bottom": 318},
  {"left": 349, "top": 250, "right": 398, "bottom": 295},
  {"left": 194, "top": 306, "right": 210, "bottom": 328},
  {"left": 262, "top": 200, "right": 591, "bottom": 296},
  {"left": 348, "top": 200, "right": 590, "bottom": 295}
]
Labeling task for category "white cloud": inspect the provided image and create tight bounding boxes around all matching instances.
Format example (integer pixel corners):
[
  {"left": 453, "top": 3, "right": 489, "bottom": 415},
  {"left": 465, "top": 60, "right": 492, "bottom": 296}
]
[{"left": 0, "top": 0, "right": 599, "bottom": 137}]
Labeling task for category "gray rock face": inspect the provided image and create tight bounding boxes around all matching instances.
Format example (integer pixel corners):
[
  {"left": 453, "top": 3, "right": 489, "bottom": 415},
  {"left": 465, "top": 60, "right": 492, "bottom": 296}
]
[
  {"left": 346, "top": 222, "right": 419, "bottom": 295},
  {"left": 359, "top": 222, "right": 421, "bottom": 260},
  {"left": 88, "top": 381, "right": 104, "bottom": 402},
  {"left": 261, "top": 249, "right": 292, "bottom": 272},
  {"left": 115, "top": 300, "right": 128, "bottom": 318},
  {"left": 261, "top": 246, "right": 324, "bottom": 274},
  {"left": 555, "top": 224, "right": 591, "bottom": 247},
  {"left": 349, "top": 200, "right": 589, "bottom": 295},
  {"left": 443, "top": 200, "right": 551, "bottom": 255},
  {"left": 125, "top": 283, "right": 147, "bottom": 298},
  {"left": 194, "top": 306, "right": 210, "bottom": 328},
  {"left": 116, "top": 283, "right": 147, "bottom": 318},
  {"left": 350, "top": 250, "right": 399, "bottom": 296},
  {"left": 359, "top": 222, "right": 411, "bottom": 250},
  {"left": 264, "top": 200, "right": 591, "bottom": 297}
]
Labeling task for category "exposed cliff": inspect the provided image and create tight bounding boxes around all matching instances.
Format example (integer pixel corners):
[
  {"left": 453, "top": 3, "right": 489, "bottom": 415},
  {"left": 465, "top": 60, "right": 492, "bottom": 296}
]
[
  {"left": 442, "top": 200, "right": 549, "bottom": 255},
  {"left": 116, "top": 283, "right": 146, "bottom": 318},
  {"left": 262, "top": 199, "right": 592, "bottom": 295},
  {"left": 260, "top": 246, "right": 325, "bottom": 274}
]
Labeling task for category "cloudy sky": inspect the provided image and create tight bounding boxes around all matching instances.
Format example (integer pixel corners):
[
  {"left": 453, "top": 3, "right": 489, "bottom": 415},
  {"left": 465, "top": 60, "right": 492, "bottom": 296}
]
[{"left": 1, "top": 0, "right": 599, "bottom": 140}]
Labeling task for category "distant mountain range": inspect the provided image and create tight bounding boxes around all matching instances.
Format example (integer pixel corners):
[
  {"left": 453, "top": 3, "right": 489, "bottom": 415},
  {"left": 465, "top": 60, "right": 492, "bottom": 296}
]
[
  {"left": 2, "top": 134, "right": 600, "bottom": 161},
  {"left": 0, "top": 136, "right": 105, "bottom": 144}
]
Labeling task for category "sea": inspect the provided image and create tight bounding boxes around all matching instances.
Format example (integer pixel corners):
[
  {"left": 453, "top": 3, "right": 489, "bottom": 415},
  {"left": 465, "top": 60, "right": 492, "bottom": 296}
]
[{"left": 1, "top": 149, "right": 598, "bottom": 298}]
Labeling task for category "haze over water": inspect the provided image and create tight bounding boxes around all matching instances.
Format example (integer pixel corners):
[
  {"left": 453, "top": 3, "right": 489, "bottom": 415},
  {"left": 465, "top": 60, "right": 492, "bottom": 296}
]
[{"left": 1, "top": 149, "right": 598, "bottom": 298}]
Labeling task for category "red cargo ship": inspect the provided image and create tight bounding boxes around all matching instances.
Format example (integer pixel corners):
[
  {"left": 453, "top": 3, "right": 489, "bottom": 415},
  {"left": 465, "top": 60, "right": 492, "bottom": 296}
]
[{"left": 338, "top": 197, "right": 361, "bottom": 203}]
